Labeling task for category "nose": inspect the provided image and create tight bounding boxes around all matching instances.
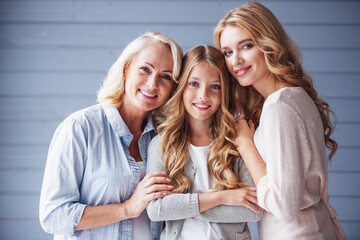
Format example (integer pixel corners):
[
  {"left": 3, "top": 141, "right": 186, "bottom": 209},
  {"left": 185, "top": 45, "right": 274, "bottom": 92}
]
[
  {"left": 232, "top": 51, "right": 244, "bottom": 67},
  {"left": 146, "top": 73, "right": 159, "bottom": 89},
  {"left": 198, "top": 86, "right": 209, "bottom": 100}
]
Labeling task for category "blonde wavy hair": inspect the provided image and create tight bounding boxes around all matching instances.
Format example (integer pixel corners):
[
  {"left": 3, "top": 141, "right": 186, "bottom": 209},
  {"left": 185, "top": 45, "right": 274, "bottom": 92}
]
[
  {"left": 97, "top": 31, "right": 183, "bottom": 126},
  {"left": 158, "top": 45, "right": 243, "bottom": 193},
  {"left": 214, "top": 1, "right": 338, "bottom": 160}
]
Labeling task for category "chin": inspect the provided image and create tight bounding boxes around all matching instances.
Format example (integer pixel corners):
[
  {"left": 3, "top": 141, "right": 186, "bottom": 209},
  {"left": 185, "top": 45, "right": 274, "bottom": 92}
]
[{"left": 236, "top": 79, "right": 253, "bottom": 87}]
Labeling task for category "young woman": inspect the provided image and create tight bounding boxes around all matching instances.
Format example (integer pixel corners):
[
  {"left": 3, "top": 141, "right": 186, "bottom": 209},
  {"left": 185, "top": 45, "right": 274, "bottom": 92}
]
[
  {"left": 146, "top": 45, "right": 262, "bottom": 240},
  {"left": 214, "top": 2, "right": 346, "bottom": 239},
  {"left": 39, "top": 32, "right": 183, "bottom": 240}
]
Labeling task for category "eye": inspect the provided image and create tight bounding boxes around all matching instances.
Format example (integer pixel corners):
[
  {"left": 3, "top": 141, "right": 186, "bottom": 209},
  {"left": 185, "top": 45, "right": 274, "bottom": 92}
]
[
  {"left": 189, "top": 82, "right": 199, "bottom": 87},
  {"left": 161, "top": 74, "right": 172, "bottom": 81},
  {"left": 211, "top": 84, "right": 221, "bottom": 90},
  {"left": 223, "top": 50, "right": 232, "bottom": 57},
  {"left": 242, "top": 43, "right": 254, "bottom": 49},
  {"left": 140, "top": 66, "right": 150, "bottom": 73}
]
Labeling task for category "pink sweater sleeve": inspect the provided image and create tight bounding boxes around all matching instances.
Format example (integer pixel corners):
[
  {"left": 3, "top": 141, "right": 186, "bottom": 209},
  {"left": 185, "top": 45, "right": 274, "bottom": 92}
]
[{"left": 256, "top": 101, "right": 312, "bottom": 222}]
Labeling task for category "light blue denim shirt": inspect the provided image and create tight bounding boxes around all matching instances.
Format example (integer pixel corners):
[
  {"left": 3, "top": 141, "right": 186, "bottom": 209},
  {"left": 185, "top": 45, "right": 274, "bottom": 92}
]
[{"left": 39, "top": 104, "right": 162, "bottom": 240}]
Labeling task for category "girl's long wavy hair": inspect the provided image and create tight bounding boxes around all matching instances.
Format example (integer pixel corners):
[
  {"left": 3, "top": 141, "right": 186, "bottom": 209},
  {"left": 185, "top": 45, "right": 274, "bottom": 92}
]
[
  {"left": 214, "top": 1, "right": 338, "bottom": 160},
  {"left": 97, "top": 31, "right": 183, "bottom": 128},
  {"left": 158, "top": 45, "right": 243, "bottom": 193}
]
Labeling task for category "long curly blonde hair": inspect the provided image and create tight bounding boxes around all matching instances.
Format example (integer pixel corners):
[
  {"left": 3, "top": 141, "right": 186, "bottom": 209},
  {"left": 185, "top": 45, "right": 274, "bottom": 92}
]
[
  {"left": 214, "top": 1, "right": 338, "bottom": 160},
  {"left": 158, "top": 45, "right": 243, "bottom": 193}
]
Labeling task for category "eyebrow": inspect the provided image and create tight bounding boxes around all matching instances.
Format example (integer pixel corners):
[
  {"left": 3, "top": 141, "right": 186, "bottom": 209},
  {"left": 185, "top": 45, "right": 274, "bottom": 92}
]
[
  {"left": 145, "top": 62, "right": 172, "bottom": 73},
  {"left": 221, "top": 38, "right": 253, "bottom": 50},
  {"left": 189, "top": 77, "right": 221, "bottom": 83}
]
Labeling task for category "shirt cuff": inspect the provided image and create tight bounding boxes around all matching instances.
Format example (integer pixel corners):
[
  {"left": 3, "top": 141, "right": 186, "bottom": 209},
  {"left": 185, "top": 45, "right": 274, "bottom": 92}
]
[{"left": 257, "top": 174, "right": 269, "bottom": 211}]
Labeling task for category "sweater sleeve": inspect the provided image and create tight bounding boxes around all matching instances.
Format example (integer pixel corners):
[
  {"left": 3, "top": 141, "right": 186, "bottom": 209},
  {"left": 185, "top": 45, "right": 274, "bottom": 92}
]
[
  {"left": 256, "top": 101, "right": 311, "bottom": 222},
  {"left": 196, "top": 158, "right": 262, "bottom": 223},
  {"left": 146, "top": 135, "right": 200, "bottom": 221}
]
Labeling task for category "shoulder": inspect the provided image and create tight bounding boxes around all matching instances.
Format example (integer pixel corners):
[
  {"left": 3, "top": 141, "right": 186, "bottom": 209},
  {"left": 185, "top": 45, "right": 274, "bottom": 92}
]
[
  {"left": 265, "top": 87, "right": 315, "bottom": 114},
  {"left": 148, "top": 134, "right": 163, "bottom": 157},
  {"left": 262, "top": 87, "right": 315, "bottom": 123},
  {"left": 54, "top": 104, "right": 103, "bottom": 138},
  {"left": 61, "top": 104, "right": 102, "bottom": 126}
]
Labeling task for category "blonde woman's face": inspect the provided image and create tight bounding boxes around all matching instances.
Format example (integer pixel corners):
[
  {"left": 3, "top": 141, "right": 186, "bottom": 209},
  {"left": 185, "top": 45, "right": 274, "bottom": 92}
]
[
  {"left": 122, "top": 41, "right": 174, "bottom": 114},
  {"left": 220, "top": 25, "right": 272, "bottom": 91},
  {"left": 183, "top": 62, "right": 222, "bottom": 126}
]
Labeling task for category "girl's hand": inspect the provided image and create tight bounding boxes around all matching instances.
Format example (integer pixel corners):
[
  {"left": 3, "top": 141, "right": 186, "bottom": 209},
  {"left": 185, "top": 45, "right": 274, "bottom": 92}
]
[
  {"left": 125, "top": 171, "right": 173, "bottom": 218},
  {"left": 221, "top": 187, "right": 260, "bottom": 213},
  {"left": 235, "top": 119, "right": 256, "bottom": 155}
]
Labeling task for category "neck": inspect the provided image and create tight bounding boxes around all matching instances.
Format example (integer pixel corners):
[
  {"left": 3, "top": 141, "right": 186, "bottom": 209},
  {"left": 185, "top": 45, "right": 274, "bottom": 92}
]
[
  {"left": 118, "top": 104, "right": 147, "bottom": 134},
  {"left": 188, "top": 117, "right": 212, "bottom": 146},
  {"left": 253, "top": 73, "right": 294, "bottom": 99}
]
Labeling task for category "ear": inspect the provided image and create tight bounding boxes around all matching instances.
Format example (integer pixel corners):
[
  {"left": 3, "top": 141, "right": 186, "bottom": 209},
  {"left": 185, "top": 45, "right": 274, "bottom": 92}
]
[
  {"left": 123, "top": 66, "right": 127, "bottom": 81},
  {"left": 123, "top": 60, "right": 131, "bottom": 81}
]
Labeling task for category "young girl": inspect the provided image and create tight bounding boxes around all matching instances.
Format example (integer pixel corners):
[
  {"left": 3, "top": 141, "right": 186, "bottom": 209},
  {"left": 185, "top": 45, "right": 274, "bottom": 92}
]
[
  {"left": 214, "top": 2, "right": 345, "bottom": 239},
  {"left": 146, "top": 45, "right": 262, "bottom": 240}
]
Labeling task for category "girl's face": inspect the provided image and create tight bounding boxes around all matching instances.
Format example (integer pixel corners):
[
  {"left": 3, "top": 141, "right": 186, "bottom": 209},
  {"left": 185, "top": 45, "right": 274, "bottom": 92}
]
[
  {"left": 219, "top": 25, "right": 272, "bottom": 91},
  {"left": 183, "top": 61, "right": 222, "bottom": 125},
  {"left": 122, "top": 41, "right": 174, "bottom": 115}
]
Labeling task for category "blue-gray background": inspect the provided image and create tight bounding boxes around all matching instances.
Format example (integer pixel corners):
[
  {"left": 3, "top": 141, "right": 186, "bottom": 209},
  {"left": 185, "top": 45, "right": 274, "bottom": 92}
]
[{"left": 0, "top": 0, "right": 359, "bottom": 239}]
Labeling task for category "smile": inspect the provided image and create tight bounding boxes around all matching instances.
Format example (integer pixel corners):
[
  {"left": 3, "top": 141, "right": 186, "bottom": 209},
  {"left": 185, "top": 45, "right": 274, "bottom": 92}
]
[
  {"left": 139, "top": 89, "right": 157, "bottom": 98},
  {"left": 235, "top": 66, "right": 251, "bottom": 77},
  {"left": 193, "top": 103, "right": 211, "bottom": 110}
]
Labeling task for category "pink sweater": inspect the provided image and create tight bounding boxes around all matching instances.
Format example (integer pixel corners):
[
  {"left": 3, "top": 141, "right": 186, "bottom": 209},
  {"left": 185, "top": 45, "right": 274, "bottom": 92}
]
[{"left": 254, "top": 87, "right": 346, "bottom": 239}]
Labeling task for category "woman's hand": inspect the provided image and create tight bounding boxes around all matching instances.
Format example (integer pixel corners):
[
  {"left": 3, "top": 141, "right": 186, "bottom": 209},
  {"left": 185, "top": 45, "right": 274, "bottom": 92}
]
[
  {"left": 235, "top": 119, "right": 256, "bottom": 155},
  {"left": 221, "top": 187, "right": 260, "bottom": 213},
  {"left": 125, "top": 171, "right": 174, "bottom": 218}
]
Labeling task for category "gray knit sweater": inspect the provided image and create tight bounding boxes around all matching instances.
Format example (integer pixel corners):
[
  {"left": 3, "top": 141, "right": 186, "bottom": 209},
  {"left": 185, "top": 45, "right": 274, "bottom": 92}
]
[{"left": 146, "top": 135, "right": 262, "bottom": 240}]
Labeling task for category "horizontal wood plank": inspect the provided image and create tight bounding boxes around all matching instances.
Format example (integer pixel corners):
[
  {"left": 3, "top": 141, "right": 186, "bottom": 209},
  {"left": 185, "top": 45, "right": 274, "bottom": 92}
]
[
  {"left": 1, "top": 72, "right": 359, "bottom": 98},
  {"left": 0, "top": 146, "right": 358, "bottom": 172},
  {"left": 0, "top": 169, "right": 358, "bottom": 196},
  {"left": 1, "top": 121, "right": 358, "bottom": 146},
  {"left": 1, "top": 23, "right": 359, "bottom": 49},
  {"left": 1, "top": 1, "right": 359, "bottom": 24},
  {"left": 1, "top": 48, "right": 359, "bottom": 72},
  {"left": 0, "top": 97, "right": 358, "bottom": 122},
  {"left": 328, "top": 172, "right": 360, "bottom": 196},
  {"left": 0, "top": 219, "right": 51, "bottom": 240}
]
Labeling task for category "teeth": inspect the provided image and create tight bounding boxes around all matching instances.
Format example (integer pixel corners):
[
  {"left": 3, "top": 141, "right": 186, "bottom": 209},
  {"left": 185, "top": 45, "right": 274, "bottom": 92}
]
[
  {"left": 195, "top": 104, "right": 209, "bottom": 109},
  {"left": 237, "top": 69, "right": 245, "bottom": 74},
  {"left": 140, "top": 89, "right": 156, "bottom": 98}
]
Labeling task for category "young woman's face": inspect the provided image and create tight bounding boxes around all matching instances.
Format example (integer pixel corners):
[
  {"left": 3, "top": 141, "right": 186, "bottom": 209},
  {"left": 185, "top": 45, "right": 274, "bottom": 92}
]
[
  {"left": 220, "top": 25, "right": 272, "bottom": 90},
  {"left": 122, "top": 41, "right": 174, "bottom": 114},
  {"left": 183, "top": 61, "right": 222, "bottom": 125}
]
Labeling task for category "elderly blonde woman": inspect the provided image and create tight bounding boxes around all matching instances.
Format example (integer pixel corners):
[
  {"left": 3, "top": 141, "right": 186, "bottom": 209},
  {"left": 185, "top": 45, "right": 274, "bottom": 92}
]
[{"left": 39, "top": 31, "right": 182, "bottom": 240}]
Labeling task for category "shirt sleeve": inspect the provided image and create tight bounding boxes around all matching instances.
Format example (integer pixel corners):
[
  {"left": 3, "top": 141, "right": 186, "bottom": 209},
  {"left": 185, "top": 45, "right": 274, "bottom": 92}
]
[
  {"left": 39, "top": 115, "right": 87, "bottom": 235},
  {"left": 196, "top": 158, "right": 262, "bottom": 223},
  {"left": 256, "top": 101, "right": 311, "bottom": 222}
]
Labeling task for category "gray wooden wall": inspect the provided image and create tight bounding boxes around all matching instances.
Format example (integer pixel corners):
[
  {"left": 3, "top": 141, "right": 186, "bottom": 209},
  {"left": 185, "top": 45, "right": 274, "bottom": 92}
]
[{"left": 0, "top": 1, "right": 359, "bottom": 239}]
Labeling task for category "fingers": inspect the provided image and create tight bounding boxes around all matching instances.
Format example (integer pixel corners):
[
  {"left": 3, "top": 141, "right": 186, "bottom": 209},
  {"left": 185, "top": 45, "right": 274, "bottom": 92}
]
[
  {"left": 143, "top": 176, "right": 172, "bottom": 188},
  {"left": 143, "top": 171, "right": 167, "bottom": 182},
  {"left": 145, "top": 183, "right": 174, "bottom": 194},
  {"left": 243, "top": 201, "right": 260, "bottom": 213},
  {"left": 146, "top": 191, "right": 173, "bottom": 201}
]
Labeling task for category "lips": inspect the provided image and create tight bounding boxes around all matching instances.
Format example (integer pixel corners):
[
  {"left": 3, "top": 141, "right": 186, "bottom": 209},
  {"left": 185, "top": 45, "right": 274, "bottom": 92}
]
[
  {"left": 193, "top": 102, "right": 211, "bottom": 110},
  {"left": 139, "top": 89, "right": 157, "bottom": 98},
  {"left": 235, "top": 66, "right": 251, "bottom": 77}
]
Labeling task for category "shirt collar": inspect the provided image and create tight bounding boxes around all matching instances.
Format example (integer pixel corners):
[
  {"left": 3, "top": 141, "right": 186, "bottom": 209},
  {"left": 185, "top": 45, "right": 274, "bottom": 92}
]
[{"left": 103, "top": 106, "right": 155, "bottom": 138}]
